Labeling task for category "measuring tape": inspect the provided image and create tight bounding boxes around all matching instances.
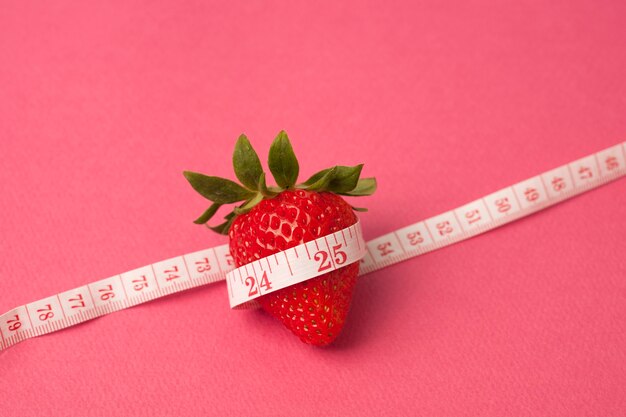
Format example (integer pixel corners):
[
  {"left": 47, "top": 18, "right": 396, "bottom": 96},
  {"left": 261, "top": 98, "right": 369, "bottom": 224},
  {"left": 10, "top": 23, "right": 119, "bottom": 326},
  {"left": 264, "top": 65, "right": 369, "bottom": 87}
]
[
  {"left": 226, "top": 221, "right": 366, "bottom": 308},
  {"left": 1, "top": 142, "right": 624, "bottom": 352}
]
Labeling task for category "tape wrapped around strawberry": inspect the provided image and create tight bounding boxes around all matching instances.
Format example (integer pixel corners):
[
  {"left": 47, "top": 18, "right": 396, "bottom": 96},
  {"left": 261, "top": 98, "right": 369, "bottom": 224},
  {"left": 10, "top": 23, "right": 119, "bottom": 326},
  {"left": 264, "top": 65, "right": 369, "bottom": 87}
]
[{"left": 183, "top": 131, "right": 376, "bottom": 346}]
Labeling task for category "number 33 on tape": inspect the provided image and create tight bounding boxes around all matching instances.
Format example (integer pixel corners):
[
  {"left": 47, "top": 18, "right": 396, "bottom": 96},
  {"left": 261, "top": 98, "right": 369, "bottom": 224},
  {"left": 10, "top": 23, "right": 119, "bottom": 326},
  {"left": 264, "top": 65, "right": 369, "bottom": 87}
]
[{"left": 226, "top": 222, "right": 367, "bottom": 308}]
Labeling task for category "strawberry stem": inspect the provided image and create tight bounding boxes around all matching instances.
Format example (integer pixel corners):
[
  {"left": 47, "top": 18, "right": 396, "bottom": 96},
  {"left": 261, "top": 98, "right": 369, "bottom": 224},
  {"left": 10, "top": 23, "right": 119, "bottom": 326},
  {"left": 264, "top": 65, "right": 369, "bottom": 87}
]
[{"left": 185, "top": 131, "right": 376, "bottom": 234}]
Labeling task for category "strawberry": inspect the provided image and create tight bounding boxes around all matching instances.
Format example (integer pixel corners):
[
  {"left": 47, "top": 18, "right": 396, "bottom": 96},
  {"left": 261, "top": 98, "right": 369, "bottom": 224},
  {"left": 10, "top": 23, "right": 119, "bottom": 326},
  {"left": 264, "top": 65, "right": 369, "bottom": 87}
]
[{"left": 183, "top": 131, "right": 376, "bottom": 345}]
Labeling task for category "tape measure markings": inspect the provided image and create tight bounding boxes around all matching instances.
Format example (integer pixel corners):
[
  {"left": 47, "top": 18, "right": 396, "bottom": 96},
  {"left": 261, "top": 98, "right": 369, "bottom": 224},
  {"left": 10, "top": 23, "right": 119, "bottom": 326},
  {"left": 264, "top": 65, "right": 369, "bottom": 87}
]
[
  {"left": 226, "top": 222, "right": 366, "bottom": 308},
  {"left": 0, "top": 248, "right": 234, "bottom": 351},
  {"left": 1, "top": 142, "right": 624, "bottom": 352},
  {"left": 359, "top": 143, "right": 626, "bottom": 275}
]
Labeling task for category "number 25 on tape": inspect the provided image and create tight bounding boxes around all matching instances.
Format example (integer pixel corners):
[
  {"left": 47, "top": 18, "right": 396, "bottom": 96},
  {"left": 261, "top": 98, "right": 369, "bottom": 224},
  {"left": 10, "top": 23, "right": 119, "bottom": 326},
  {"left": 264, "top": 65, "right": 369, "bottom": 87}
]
[{"left": 315, "top": 243, "right": 347, "bottom": 272}]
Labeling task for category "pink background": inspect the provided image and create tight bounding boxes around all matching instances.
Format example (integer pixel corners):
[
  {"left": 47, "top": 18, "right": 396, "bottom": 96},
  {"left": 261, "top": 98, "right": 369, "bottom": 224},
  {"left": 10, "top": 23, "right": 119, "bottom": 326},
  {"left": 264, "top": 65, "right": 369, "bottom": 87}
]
[{"left": 1, "top": 1, "right": 625, "bottom": 416}]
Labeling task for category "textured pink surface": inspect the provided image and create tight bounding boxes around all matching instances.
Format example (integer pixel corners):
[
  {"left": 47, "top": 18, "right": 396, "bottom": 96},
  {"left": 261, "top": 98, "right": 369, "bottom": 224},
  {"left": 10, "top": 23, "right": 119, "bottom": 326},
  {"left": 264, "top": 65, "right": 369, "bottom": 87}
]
[{"left": 1, "top": 1, "right": 625, "bottom": 416}]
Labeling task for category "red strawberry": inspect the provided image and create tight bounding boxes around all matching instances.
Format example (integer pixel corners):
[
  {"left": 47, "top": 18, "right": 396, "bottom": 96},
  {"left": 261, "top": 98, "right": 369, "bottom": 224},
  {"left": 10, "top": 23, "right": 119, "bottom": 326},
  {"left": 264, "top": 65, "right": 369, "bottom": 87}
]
[
  {"left": 184, "top": 131, "right": 376, "bottom": 345},
  {"left": 229, "top": 190, "right": 359, "bottom": 345}
]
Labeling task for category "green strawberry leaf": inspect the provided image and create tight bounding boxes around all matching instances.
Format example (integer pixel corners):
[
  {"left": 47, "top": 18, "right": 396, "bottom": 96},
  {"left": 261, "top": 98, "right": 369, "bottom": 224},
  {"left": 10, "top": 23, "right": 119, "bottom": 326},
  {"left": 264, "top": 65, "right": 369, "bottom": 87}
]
[
  {"left": 258, "top": 172, "right": 279, "bottom": 197},
  {"left": 207, "top": 216, "right": 235, "bottom": 235},
  {"left": 327, "top": 165, "right": 363, "bottom": 193},
  {"left": 185, "top": 131, "right": 377, "bottom": 235},
  {"left": 351, "top": 206, "right": 368, "bottom": 212},
  {"left": 193, "top": 202, "right": 222, "bottom": 224},
  {"left": 300, "top": 165, "right": 363, "bottom": 193},
  {"left": 305, "top": 167, "right": 337, "bottom": 191},
  {"left": 233, "top": 192, "right": 264, "bottom": 215},
  {"left": 340, "top": 177, "right": 377, "bottom": 196},
  {"left": 268, "top": 130, "right": 299, "bottom": 189},
  {"left": 233, "top": 134, "right": 263, "bottom": 190},
  {"left": 300, "top": 167, "right": 332, "bottom": 187},
  {"left": 183, "top": 171, "right": 255, "bottom": 204},
  {"left": 335, "top": 164, "right": 363, "bottom": 192}
]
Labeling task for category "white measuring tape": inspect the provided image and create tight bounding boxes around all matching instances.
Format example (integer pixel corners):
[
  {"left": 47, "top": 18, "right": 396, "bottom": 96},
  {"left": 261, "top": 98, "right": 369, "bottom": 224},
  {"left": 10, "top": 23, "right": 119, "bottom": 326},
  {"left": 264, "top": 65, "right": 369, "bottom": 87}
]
[
  {"left": 1, "top": 142, "right": 624, "bottom": 352},
  {"left": 227, "top": 221, "right": 366, "bottom": 308}
]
